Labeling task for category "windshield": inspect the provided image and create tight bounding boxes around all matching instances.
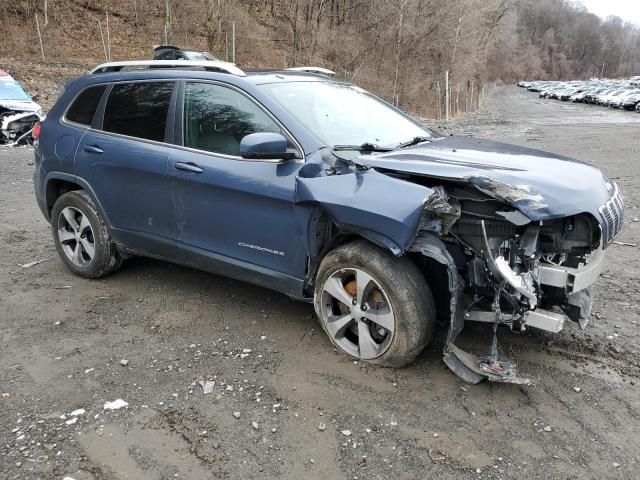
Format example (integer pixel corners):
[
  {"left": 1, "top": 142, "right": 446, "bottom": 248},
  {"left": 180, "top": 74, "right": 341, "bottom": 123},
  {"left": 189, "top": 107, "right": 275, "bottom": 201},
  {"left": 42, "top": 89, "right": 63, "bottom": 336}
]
[
  {"left": 0, "top": 79, "right": 31, "bottom": 101},
  {"left": 185, "top": 51, "right": 216, "bottom": 61},
  {"left": 259, "top": 81, "right": 434, "bottom": 148}
]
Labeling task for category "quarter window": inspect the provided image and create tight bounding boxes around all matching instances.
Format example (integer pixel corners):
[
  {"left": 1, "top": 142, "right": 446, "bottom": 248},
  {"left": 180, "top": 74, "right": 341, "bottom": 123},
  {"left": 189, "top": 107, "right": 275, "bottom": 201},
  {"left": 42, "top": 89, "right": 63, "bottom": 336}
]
[
  {"left": 103, "top": 82, "right": 173, "bottom": 142},
  {"left": 65, "top": 85, "right": 106, "bottom": 126},
  {"left": 183, "top": 82, "right": 282, "bottom": 156}
]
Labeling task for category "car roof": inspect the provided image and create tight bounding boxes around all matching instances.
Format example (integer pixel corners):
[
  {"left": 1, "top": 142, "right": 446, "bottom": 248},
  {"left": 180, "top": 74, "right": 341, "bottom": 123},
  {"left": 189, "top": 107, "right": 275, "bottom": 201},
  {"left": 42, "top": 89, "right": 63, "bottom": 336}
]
[{"left": 75, "top": 67, "right": 342, "bottom": 89}]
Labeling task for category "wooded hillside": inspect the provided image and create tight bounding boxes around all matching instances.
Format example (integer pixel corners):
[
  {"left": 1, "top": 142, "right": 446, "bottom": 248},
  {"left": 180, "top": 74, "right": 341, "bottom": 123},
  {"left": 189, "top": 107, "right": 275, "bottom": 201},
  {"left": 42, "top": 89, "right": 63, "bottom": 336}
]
[{"left": 1, "top": 0, "right": 639, "bottom": 117}]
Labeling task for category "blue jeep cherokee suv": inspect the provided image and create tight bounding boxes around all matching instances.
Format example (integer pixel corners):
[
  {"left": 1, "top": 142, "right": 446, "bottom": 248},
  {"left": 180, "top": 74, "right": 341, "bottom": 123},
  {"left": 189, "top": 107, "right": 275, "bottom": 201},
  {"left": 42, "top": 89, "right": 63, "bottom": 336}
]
[{"left": 34, "top": 60, "right": 623, "bottom": 383}]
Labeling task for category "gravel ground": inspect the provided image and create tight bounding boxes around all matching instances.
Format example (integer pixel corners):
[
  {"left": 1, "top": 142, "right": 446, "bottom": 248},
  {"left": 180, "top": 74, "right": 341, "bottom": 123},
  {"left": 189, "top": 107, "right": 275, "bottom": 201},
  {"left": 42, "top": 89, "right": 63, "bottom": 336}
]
[{"left": 1, "top": 86, "right": 639, "bottom": 480}]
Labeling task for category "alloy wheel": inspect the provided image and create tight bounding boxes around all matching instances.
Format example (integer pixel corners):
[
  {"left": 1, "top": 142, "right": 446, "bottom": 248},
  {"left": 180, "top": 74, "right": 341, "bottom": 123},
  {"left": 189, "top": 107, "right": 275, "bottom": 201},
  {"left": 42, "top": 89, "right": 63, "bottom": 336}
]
[
  {"left": 320, "top": 268, "right": 395, "bottom": 359},
  {"left": 58, "top": 206, "right": 95, "bottom": 267}
]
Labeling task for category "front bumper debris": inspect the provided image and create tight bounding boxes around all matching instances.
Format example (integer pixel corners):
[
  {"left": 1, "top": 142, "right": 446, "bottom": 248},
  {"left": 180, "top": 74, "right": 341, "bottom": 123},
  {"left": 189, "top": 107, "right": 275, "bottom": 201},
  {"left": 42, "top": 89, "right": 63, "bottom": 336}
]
[
  {"left": 465, "top": 308, "right": 565, "bottom": 334},
  {"left": 535, "top": 245, "right": 606, "bottom": 294},
  {"left": 444, "top": 344, "right": 532, "bottom": 385},
  {"left": 439, "top": 236, "right": 606, "bottom": 384},
  {"left": 447, "top": 245, "right": 605, "bottom": 384}
]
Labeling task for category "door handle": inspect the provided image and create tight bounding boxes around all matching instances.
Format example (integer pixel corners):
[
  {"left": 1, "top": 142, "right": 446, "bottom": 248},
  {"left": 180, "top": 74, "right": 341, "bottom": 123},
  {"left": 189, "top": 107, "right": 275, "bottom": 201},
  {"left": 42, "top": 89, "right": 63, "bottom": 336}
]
[
  {"left": 83, "top": 145, "right": 103, "bottom": 154},
  {"left": 174, "top": 162, "right": 204, "bottom": 174}
]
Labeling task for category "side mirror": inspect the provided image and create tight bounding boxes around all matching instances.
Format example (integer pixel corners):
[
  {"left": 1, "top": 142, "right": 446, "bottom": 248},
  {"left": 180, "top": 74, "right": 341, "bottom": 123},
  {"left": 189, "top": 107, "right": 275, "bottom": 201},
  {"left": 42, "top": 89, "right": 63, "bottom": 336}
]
[{"left": 239, "top": 132, "right": 295, "bottom": 161}]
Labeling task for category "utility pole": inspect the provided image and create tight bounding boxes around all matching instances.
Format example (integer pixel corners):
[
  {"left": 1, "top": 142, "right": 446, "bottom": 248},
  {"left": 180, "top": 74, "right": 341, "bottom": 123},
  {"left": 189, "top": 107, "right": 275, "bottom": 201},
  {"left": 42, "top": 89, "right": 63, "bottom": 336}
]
[
  {"left": 35, "top": 14, "right": 45, "bottom": 61},
  {"left": 98, "top": 20, "right": 108, "bottom": 61},
  {"left": 105, "top": 11, "right": 111, "bottom": 61},
  {"left": 231, "top": 21, "right": 236, "bottom": 63},
  {"left": 165, "top": 0, "right": 171, "bottom": 45},
  {"left": 436, "top": 81, "right": 441, "bottom": 120},
  {"left": 445, "top": 71, "right": 450, "bottom": 121}
]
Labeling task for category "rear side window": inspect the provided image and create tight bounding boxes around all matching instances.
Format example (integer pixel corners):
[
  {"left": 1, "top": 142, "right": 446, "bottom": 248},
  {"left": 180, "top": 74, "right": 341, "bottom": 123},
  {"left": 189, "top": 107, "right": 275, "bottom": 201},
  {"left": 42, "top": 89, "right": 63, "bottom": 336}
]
[
  {"left": 65, "top": 85, "right": 106, "bottom": 126},
  {"left": 103, "top": 82, "right": 173, "bottom": 142}
]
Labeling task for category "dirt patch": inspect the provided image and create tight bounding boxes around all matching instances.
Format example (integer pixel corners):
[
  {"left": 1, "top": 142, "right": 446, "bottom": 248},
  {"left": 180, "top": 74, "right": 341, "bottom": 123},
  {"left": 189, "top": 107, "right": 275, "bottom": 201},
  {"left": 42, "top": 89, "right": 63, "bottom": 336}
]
[{"left": 1, "top": 87, "right": 639, "bottom": 479}]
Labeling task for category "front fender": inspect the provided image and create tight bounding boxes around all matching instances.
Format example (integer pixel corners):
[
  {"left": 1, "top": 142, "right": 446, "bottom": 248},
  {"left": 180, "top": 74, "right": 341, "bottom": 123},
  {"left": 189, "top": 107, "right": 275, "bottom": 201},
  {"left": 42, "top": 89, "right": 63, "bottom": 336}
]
[{"left": 295, "top": 169, "right": 432, "bottom": 253}]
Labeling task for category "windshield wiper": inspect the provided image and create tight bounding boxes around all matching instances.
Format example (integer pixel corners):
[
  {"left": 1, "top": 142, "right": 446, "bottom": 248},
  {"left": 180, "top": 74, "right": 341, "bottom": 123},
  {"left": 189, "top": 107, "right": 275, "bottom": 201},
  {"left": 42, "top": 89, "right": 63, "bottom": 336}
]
[
  {"left": 397, "top": 136, "right": 432, "bottom": 148},
  {"left": 332, "top": 142, "right": 394, "bottom": 152}
]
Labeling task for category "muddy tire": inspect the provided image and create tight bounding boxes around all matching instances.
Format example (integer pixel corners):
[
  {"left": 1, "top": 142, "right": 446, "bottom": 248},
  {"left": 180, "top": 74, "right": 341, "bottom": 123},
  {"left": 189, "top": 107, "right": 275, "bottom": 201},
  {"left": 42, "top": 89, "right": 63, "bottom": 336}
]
[
  {"left": 51, "top": 190, "right": 122, "bottom": 279},
  {"left": 314, "top": 240, "right": 436, "bottom": 367}
]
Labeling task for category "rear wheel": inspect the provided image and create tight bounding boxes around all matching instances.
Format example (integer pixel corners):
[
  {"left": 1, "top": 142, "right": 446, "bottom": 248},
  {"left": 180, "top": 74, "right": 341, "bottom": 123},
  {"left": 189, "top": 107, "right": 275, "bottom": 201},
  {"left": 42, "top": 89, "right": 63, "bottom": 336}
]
[
  {"left": 51, "top": 191, "right": 122, "bottom": 278},
  {"left": 314, "top": 240, "right": 436, "bottom": 367}
]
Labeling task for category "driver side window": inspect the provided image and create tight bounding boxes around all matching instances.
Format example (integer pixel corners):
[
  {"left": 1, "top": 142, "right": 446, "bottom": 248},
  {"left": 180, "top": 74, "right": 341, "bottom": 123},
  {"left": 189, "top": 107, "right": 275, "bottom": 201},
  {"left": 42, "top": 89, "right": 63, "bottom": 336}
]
[{"left": 183, "top": 82, "right": 282, "bottom": 157}]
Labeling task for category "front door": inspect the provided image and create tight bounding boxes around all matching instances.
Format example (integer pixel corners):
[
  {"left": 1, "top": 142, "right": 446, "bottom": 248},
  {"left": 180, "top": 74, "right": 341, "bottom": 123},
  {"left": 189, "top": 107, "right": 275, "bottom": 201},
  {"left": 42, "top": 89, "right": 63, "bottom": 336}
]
[{"left": 168, "top": 81, "right": 308, "bottom": 292}]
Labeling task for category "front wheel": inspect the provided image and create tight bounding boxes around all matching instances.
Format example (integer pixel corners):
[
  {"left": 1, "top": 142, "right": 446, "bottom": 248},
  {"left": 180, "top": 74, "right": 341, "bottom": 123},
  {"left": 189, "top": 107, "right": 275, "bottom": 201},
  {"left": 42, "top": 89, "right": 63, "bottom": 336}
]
[{"left": 314, "top": 240, "right": 436, "bottom": 367}]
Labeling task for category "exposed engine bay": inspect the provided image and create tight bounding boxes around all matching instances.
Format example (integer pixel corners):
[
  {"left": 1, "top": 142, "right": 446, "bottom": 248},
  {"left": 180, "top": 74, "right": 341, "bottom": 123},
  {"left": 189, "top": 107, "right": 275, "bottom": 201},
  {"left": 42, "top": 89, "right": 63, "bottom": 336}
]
[{"left": 408, "top": 180, "right": 615, "bottom": 384}]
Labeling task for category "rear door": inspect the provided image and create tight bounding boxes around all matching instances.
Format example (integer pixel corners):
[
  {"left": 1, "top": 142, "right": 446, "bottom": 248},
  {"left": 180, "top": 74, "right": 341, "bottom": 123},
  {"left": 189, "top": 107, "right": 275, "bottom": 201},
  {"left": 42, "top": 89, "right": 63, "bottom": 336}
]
[
  {"left": 75, "top": 80, "right": 179, "bottom": 257},
  {"left": 167, "top": 81, "right": 308, "bottom": 287}
]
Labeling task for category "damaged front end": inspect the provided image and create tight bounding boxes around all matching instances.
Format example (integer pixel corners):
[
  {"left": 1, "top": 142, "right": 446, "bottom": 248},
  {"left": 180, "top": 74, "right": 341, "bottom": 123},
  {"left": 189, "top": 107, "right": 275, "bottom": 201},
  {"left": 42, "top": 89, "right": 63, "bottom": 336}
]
[
  {"left": 0, "top": 70, "right": 45, "bottom": 146},
  {"left": 299, "top": 134, "right": 622, "bottom": 384},
  {"left": 0, "top": 101, "right": 44, "bottom": 146},
  {"left": 408, "top": 181, "right": 619, "bottom": 384}
]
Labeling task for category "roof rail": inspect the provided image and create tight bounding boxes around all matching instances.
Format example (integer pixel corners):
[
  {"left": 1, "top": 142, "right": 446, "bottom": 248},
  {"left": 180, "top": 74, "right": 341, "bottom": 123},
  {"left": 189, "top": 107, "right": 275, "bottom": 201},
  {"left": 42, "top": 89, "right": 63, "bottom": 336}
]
[
  {"left": 286, "top": 66, "right": 336, "bottom": 76},
  {"left": 90, "top": 60, "right": 246, "bottom": 77}
]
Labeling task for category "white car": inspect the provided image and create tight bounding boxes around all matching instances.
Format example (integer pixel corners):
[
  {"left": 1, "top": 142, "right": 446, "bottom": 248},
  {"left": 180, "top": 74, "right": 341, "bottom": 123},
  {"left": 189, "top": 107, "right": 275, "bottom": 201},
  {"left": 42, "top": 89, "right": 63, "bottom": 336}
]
[{"left": 0, "top": 69, "right": 45, "bottom": 145}]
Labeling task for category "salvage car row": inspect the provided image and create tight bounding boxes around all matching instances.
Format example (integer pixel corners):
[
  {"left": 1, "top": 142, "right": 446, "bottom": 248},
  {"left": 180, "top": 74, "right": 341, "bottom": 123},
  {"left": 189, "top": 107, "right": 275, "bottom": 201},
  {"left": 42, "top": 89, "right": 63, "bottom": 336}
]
[{"left": 518, "top": 78, "right": 640, "bottom": 111}]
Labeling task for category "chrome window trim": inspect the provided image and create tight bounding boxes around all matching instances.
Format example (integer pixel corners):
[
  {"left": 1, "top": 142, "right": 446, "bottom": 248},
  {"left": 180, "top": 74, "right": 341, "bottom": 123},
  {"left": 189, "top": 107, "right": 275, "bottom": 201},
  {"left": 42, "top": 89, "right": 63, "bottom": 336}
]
[
  {"left": 80, "top": 128, "right": 173, "bottom": 150},
  {"left": 61, "top": 83, "right": 110, "bottom": 129},
  {"left": 62, "top": 79, "right": 174, "bottom": 131},
  {"left": 76, "top": 128, "right": 296, "bottom": 164},
  {"left": 62, "top": 78, "right": 304, "bottom": 164}
]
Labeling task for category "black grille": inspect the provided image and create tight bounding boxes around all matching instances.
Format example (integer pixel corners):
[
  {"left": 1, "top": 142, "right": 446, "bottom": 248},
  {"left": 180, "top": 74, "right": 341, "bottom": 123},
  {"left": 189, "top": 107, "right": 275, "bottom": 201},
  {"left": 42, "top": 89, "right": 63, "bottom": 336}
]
[{"left": 599, "top": 185, "right": 624, "bottom": 244}]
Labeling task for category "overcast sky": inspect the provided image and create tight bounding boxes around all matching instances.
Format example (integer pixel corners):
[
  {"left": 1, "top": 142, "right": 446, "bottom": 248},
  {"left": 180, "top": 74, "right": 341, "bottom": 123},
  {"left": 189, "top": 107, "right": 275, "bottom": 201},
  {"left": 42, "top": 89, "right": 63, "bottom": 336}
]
[{"left": 576, "top": 0, "right": 640, "bottom": 25}]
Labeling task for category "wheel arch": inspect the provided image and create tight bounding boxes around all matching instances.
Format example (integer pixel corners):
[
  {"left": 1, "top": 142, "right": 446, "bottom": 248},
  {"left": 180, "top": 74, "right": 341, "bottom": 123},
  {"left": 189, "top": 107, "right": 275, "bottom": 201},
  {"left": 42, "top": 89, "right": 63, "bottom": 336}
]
[
  {"left": 304, "top": 209, "right": 405, "bottom": 295},
  {"left": 45, "top": 173, "right": 82, "bottom": 220},
  {"left": 45, "top": 173, "right": 112, "bottom": 228},
  {"left": 309, "top": 213, "right": 450, "bottom": 321}
]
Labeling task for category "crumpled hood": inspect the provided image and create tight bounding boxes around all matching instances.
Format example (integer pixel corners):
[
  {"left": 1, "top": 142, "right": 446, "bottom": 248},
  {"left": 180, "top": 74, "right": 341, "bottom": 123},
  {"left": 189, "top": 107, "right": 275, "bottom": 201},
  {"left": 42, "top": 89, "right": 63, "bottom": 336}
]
[
  {"left": 357, "top": 136, "right": 614, "bottom": 221},
  {"left": 0, "top": 99, "right": 42, "bottom": 113}
]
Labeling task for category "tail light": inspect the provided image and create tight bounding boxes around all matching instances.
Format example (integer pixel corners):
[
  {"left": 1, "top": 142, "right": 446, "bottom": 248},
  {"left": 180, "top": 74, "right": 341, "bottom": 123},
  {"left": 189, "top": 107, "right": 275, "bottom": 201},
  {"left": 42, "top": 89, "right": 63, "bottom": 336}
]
[{"left": 32, "top": 122, "right": 41, "bottom": 140}]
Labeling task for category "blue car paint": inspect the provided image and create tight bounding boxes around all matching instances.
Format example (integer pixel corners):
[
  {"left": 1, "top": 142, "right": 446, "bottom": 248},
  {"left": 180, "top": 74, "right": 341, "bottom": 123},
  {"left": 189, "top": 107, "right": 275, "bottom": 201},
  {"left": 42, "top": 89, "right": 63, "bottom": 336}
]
[
  {"left": 168, "top": 147, "right": 309, "bottom": 279},
  {"left": 239, "top": 132, "right": 288, "bottom": 156},
  {"left": 75, "top": 130, "right": 179, "bottom": 256},
  {"left": 359, "top": 136, "right": 613, "bottom": 223},
  {"left": 34, "top": 70, "right": 369, "bottom": 299},
  {"left": 295, "top": 169, "right": 432, "bottom": 253}
]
